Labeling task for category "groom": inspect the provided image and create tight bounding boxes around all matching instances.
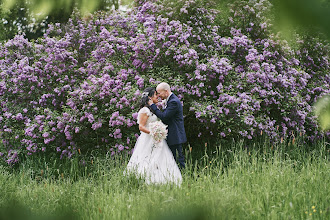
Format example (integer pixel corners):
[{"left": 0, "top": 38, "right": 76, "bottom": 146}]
[{"left": 149, "top": 82, "right": 187, "bottom": 169}]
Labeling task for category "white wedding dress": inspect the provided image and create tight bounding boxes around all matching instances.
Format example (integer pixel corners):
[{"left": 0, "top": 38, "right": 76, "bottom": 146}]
[{"left": 125, "top": 107, "right": 182, "bottom": 185}]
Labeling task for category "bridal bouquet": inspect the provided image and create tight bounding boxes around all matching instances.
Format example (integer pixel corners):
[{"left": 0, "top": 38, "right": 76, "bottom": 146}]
[{"left": 149, "top": 121, "right": 168, "bottom": 143}]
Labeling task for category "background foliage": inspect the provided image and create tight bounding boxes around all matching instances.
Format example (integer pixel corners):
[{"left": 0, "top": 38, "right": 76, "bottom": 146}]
[
  {"left": 0, "top": 0, "right": 329, "bottom": 165},
  {"left": 0, "top": 0, "right": 131, "bottom": 40}
]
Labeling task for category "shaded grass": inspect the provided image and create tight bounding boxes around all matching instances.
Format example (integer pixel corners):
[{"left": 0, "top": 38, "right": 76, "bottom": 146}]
[{"left": 0, "top": 139, "right": 329, "bottom": 219}]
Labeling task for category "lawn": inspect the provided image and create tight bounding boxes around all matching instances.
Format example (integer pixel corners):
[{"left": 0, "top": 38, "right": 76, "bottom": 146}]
[{"left": 0, "top": 140, "right": 329, "bottom": 220}]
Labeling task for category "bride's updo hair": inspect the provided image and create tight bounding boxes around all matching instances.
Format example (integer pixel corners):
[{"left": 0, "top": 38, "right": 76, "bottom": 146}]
[{"left": 139, "top": 87, "right": 156, "bottom": 110}]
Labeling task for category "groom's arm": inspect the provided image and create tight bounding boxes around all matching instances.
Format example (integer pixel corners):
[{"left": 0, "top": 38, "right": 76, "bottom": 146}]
[{"left": 150, "top": 101, "right": 177, "bottom": 122}]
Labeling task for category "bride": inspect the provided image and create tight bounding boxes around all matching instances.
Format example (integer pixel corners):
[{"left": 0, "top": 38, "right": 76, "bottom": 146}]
[{"left": 125, "top": 87, "right": 182, "bottom": 185}]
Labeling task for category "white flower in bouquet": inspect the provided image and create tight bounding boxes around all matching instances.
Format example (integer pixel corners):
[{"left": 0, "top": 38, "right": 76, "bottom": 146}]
[{"left": 149, "top": 121, "right": 168, "bottom": 143}]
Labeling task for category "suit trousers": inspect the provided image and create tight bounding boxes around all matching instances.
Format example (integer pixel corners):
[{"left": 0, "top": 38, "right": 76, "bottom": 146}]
[{"left": 168, "top": 143, "right": 185, "bottom": 169}]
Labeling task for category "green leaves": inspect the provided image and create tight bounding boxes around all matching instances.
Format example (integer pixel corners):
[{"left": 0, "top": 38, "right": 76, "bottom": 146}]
[
  {"left": 314, "top": 95, "right": 330, "bottom": 131},
  {"left": 272, "top": 0, "right": 330, "bottom": 40},
  {"left": 1, "top": 0, "right": 127, "bottom": 21}
]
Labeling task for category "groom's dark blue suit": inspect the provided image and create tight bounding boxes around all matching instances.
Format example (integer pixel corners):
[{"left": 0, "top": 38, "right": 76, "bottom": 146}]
[{"left": 150, "top": 93, "right": 187, "bottom": 169}]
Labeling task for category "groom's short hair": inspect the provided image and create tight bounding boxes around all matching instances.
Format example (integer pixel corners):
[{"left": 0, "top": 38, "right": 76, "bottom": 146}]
[{"left": 158, "top": 82, "right": 171, "bottom": 92}]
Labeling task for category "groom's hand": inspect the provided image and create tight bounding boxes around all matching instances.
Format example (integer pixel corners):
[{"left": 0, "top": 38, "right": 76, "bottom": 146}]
[{"left": 148, "top": 99, "right": 154, "bottom": 106}]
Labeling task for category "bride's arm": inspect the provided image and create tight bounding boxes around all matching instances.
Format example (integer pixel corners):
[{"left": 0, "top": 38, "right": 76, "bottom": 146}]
[{"left": 138, "top": 113, "right": 150, "bottom": 134}]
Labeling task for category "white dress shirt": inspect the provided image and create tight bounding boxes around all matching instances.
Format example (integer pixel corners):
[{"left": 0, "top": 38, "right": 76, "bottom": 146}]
[{"left": 164, "top": 92, "right": 173, "bottom": 108}]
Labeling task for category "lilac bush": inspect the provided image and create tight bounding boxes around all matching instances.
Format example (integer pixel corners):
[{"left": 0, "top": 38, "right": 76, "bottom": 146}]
[{"left": 0, "top": 0, "right": 329, "bottom": 165}]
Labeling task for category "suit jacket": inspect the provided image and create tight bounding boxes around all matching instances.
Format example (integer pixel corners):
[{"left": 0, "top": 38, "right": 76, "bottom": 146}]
[{"left": 150, "top": 93, "right": 187, "bottom": 146}]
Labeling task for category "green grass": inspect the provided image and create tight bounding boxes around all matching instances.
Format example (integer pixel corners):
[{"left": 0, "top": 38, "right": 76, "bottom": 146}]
[{"left": 0, "top": 140, "right": 329, "bottom": 220}]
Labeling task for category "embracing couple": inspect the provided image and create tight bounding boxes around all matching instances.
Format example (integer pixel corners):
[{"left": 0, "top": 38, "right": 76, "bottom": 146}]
[{"left": 126, "top": 82, "right": 187, "bottom": 185}]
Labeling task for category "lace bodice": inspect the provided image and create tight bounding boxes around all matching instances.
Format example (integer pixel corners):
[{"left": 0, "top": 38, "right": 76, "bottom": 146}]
[{"left": 137, "top": 107, "right": 158, "bottom": 129}]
